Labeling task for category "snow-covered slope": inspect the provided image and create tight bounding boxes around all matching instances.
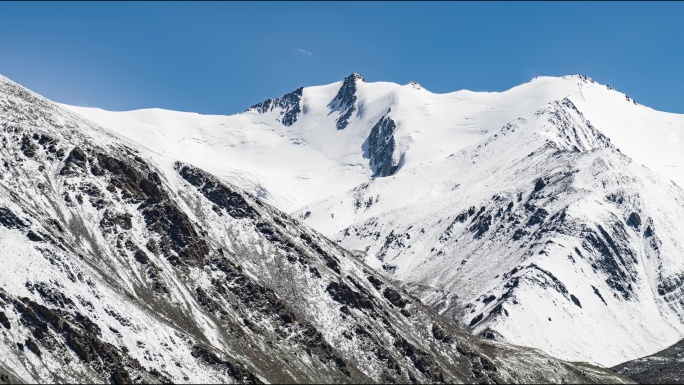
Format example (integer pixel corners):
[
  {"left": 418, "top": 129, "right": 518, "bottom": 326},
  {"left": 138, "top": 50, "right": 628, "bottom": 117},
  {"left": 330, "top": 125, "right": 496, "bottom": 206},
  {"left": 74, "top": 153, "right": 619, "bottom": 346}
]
[
  {"left": 298, "top": 97, "right": 684, "bottom": 367},
  {"left": 0, "top": 77, "right": 633, "bottom": 383},
  {"left": 62, "top": 73, "right": 684, "bottom": 368},
  {"left": 65, "top": 73, "right": 684, "bottom": 216}
]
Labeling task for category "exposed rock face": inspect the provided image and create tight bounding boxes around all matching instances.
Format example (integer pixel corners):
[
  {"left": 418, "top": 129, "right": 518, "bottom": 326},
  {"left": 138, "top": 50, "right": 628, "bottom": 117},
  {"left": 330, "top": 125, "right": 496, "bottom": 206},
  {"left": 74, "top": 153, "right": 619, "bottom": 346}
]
[
  {"left": 249, "top": 87, "right": 303, "bottom": 126},
  {"left": 329, "top": 72, "right": 364, "bottom": 130},
  {"left": 0, "top": 206, "right": 27, "bottom": 229},
  {"left": 0, "top": 76, "right": 632, "bottom": 383},
  {"left": 366, "top": 111, "right": 401, "bottom": 177}
]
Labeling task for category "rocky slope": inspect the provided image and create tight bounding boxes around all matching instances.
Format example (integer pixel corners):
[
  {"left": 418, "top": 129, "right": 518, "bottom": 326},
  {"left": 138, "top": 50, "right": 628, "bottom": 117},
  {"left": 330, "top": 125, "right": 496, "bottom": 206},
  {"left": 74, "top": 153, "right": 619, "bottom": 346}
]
[
  {"left": 0, "top": 76, "right": 633, "bottom": 383},
  {"left": 613, "top": 338, "right": 684, "bottom": 384}
]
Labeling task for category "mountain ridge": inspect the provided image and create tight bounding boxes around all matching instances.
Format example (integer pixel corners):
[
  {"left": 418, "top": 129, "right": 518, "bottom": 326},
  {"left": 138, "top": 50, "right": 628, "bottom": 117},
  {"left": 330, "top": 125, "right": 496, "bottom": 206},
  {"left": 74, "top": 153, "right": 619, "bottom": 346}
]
[
  {"left": 64, "top": 72, "right": 684, "bottom": 213},
  {"left": 0, "top": 74, "right": 633, "bottom": 383}
]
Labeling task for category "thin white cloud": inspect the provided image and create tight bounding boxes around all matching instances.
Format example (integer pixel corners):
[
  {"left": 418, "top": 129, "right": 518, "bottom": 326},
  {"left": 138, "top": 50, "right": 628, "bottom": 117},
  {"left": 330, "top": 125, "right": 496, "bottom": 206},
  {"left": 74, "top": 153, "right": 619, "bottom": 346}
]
[{"left": 295, "top": 48, "right": 313, "bottom": 57}]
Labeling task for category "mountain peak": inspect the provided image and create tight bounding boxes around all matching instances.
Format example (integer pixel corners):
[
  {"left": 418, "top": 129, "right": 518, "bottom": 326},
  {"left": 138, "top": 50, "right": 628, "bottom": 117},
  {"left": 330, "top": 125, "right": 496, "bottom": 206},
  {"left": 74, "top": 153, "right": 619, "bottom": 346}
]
[
  {"left": 329, "top": 73, "right": 364, "bottom": 130},
  {"left": 408, "top": 80, "right": 423, "bottom": 90},
  {"left": 563, "top": 74, "right": 597, "bottom": 83},
  {"left": 346, "top": 71, "right": 365, "bottom": 82},
  {"left": 523, "top": 97, "right": 614, "bottom": 153}
]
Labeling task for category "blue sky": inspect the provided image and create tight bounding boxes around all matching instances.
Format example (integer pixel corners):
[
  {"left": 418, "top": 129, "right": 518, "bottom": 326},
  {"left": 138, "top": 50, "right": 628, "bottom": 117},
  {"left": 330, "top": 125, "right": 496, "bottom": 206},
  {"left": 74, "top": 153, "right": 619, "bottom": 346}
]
[{"left": 1, "top": 2, "right": 683, "bottom": 114}]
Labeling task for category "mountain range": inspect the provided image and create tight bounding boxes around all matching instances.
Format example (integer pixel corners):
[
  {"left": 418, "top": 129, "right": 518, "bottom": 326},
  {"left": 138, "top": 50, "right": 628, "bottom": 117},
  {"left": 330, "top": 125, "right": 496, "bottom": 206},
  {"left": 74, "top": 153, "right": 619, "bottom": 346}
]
[
  {"left": 67, "top": 72, "right": 684, "bottom": 369},
  {"left": 1, "top": 70, "right": 682, "bottom": 383}
]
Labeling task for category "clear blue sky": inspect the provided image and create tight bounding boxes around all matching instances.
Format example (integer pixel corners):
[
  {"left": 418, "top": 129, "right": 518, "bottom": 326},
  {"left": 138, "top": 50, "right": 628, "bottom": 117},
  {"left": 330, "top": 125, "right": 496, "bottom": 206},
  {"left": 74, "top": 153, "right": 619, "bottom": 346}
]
[{"left": 1, "top": 2, "right": 682, "bottom": 114}]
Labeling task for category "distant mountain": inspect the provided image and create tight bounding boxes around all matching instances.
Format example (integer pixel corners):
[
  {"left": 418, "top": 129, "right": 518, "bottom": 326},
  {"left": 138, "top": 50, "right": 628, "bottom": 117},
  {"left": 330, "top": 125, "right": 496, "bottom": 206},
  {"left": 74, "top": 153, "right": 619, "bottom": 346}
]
[{"left": 0, "top": 76, "right": 633, "bottom": 383}]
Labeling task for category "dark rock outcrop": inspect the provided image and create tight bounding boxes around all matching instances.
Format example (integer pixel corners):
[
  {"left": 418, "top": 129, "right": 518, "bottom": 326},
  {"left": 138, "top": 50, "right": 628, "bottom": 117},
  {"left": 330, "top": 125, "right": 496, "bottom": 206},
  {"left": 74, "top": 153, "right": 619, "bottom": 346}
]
[
  {"left": 366, "top": 111, "right": 401, "bottom": 177},
  {"left": 249, "top": 87, "right": 303, "bottom": 127},
  {"left": 329, "top": 72, "right": 364, "bottom": 130},
  {"left": 0, "top": 207, "right": 27, "bottom": 229}
]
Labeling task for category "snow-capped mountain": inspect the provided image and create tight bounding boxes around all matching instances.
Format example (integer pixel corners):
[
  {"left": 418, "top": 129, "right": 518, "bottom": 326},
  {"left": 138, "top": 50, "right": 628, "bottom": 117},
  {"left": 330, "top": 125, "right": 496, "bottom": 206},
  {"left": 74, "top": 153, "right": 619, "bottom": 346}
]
[
  {"left": 65, "top": 72, "right": 684, "bottom": 368},
  {"left": 63, "top": 73, "right": 684, "bottom": 369},
  {"left": 65, "top": 73, "right": 684, "bottom": 217},
  {"left": 0, "top": 76, "right": 633, "bottom": 383}
]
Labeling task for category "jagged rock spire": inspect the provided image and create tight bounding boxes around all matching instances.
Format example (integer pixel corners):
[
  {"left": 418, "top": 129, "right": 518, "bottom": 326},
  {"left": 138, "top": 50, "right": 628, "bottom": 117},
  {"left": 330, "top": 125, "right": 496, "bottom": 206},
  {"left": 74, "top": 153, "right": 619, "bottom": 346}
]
[
  {"left": 329, "top": 72, "right": 364, "bottom": 130},
  {"left": 367, "top": 109, "right": 401, "bottom": 177},
  {"left": 247, "top": 87, "right": 303, "bottom": 127},
  {"left": 348, "top": 71, "right": 365, "bottom": 82}
]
